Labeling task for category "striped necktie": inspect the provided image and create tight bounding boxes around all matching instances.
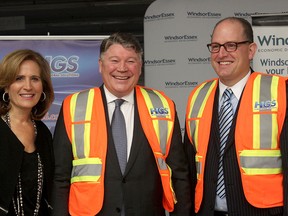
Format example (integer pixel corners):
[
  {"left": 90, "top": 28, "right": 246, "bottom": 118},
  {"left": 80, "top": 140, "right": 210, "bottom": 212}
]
[{"left": 216, "top": 88, "right": 233, "bottom": 198}]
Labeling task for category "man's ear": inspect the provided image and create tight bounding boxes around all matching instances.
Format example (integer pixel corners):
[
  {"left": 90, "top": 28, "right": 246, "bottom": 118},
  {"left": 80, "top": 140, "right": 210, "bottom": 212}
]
[{"left": 249, "top": 42, "right": 257, "bottom": 60}]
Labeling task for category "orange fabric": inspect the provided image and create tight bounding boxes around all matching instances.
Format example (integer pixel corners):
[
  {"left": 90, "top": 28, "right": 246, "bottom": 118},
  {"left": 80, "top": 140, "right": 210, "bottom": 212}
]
[
  {"left": 136, "top": 86, "right": 176, "bottom": 212},
  {"left": 186, "top": 73, "right": 286, "bottom": 212},
  {"left": 63, "top": 88, "right": 107, "bottom": 216},
  {"left": 63, "top": 86, "right": 176, "bottom": 214},
  {"left": 235, "top": 72, "right": 286, "bottom": 208},
  {"left": 185, "top": 79, "right": 217, "bottom": 212}
]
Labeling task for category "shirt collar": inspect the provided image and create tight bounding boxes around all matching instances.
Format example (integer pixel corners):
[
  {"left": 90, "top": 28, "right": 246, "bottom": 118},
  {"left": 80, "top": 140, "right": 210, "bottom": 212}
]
[
  {"left": 103, "top": 85, "right": 134, "bottom": 105},
  {"left": 218, "top": 71, "right": 251, "bottom": 101}
]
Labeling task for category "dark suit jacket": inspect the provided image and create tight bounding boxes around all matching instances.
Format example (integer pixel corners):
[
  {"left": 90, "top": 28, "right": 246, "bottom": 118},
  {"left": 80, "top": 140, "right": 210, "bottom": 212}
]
[
  {"left": 0, "top": 118, "right": 54, "bottom": 216},
  {"left": 51, "top": 86, "right": 191, "bottom": 216},
  {"left": 184, "top": 83, "right": 288, "bottom": 216}
]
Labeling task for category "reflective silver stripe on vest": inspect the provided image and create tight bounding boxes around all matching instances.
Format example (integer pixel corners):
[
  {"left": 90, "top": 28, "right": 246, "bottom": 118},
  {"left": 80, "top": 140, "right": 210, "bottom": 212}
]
[
  {"left": 69, "top": 89, "right": 103, "bottom": 183},
  {"left": 239, "top": 149, "right": 282, "bottom": 175},
  {"left": 240, "top": 156, "right": 281, "bottom": 169},
  {"left": 188, "top": 81, "right": 214, "bottom": 148},
  {"left": 72, "top": 164, "right": 102, "bottom": 177},
  {"left": 145, "top": 88, "right": 168, "bottom": 155},
  {"left": 258, "top": 75, "right": 273, "bottom": 149},
  {"left": 158, "top": 158, "right": 168, "bottom": 170},
  {"left": 240, "top": 75, "right": 282, "bottom": 175},
  {"left": 73, "top": 90, "right": 90, "bottom": 159},
  {"left": 196, "top": 159, "right": 201, "bottom": 176}
]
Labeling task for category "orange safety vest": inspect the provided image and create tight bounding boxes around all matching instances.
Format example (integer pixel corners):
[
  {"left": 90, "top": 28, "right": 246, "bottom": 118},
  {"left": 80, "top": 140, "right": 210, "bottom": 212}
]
[
  {"left": 185, "top": 72, "right": 286, "bottom": 212},
  {"left": 63, "top": 85, "right": 177, "bottom": 216}
]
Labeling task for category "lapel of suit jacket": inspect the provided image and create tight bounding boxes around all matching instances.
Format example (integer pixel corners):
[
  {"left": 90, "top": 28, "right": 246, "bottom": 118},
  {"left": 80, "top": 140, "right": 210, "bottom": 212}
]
[
  {"left": 211, "top": 87, "right": 221, "bottom": 155},
  {"left": 224, "top": 117, "right": 237, "bottom": 153},
  {"left": 123, "top": 92, "right": 145, "bottom": 176}
]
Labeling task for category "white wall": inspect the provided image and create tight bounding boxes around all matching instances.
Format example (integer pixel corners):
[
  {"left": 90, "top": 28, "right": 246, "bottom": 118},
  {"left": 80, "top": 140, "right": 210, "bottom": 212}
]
[{"left": 144, "top": 0, "right": 288, "bottom": 132}]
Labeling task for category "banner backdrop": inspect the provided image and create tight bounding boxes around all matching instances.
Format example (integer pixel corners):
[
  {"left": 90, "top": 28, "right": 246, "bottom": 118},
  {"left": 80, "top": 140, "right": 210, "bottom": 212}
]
[
  {"left": 144, "top": 0, "right": 288, "bottom": 132},
  {"left": 0, "top": 37, "right": 106, "bottom": 133},
  {"left": 252, "top": 14, "right": 288, "bottom": 76}
]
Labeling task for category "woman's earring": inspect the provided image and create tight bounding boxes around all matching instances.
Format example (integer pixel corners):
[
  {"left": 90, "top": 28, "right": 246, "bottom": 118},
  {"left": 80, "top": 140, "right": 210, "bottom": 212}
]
[
  {"left": 41, "top": 92, "right": 46, "bottom": 102},
  {"left": 2, "top": 92, "right": 9, "bottom": 102}
]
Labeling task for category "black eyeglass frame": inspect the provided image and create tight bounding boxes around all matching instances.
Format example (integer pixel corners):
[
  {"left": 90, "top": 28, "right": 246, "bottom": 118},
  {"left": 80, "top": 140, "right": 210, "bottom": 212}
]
[{"left": 207, "top": 40, "right": 251, "bottom": 53}]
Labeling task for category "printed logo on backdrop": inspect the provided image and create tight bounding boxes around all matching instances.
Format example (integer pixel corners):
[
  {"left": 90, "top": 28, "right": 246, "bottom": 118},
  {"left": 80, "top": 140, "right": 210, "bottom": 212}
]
[
  {"left": 234, "top": 12, "right": 253, "bottom": 18},
  {"left": 257, "top": 34, "right": 288, "bottom": 47},
  {"left": 144, "top": 12, "right": 175, "bottom": 22},
  {"left": 255, "top": 31, "right": 288, "bottom": 76},
  {"left": 234, "top": 12, "right": 268, "bottom": 19},
  {"left": 164, "top": 34, "right": 198, "bottom": 43},
  {"left": 188, "top": 57, "right": 210, "bottom": 64},
  {"left": 164, "top": 80, "right": 198, "bottom": 88},
  {"left": 46, "top": 55, "right": 80, "bottom": 77},
  {"left": 187, "top": 11, "right": 221, "bottom": 19},
  {"left": 259, "top": 58, "right": 288, "bottom": 75},
  {"left": 144, "top": 58, "right": 176, "bottom": 66}
]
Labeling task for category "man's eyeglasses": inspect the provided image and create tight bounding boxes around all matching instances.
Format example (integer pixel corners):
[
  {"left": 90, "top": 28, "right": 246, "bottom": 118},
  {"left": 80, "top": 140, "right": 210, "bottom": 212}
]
[{"left": 207, "top": 41, "right": 251, "bottom": 53}]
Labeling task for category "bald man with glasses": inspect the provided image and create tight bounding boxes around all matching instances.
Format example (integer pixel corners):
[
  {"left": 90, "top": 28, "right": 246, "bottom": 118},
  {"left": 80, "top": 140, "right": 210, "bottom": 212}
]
[{"left": 184, "top": 17, "right": 288, "bottom": 216}]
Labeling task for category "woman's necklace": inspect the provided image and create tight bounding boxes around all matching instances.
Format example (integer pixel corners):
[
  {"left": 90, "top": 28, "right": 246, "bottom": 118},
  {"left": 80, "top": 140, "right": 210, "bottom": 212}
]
[{"left": 3, "top": 112, "right": 43, "bottom": 216}]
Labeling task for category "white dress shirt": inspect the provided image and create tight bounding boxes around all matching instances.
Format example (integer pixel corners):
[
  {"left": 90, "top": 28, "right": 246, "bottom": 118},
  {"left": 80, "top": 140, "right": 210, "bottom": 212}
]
[{"left": 104, "top": 86, "right": 134, "bottom": 161}]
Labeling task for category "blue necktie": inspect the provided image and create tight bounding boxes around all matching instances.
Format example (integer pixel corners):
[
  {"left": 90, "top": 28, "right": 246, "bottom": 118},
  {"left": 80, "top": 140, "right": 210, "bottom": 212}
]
[
  {"left": 111, "top": 99, "right": 127, "bottom": 175},
  {"left": 216, "top": 88, "right": 233, "bottom": 198}
]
